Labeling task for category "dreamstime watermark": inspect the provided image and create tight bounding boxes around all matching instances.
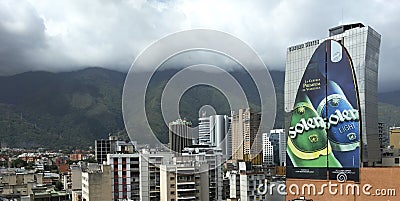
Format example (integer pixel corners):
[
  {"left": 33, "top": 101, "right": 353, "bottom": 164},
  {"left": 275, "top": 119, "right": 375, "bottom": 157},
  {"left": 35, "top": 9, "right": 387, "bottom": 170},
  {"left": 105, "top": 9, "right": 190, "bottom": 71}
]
[
  {"left": 257, "top": 175, "right": 396, "bottom": 197},
  {"left": 122, "top": 29, "right": 276, "bottom": 172}
]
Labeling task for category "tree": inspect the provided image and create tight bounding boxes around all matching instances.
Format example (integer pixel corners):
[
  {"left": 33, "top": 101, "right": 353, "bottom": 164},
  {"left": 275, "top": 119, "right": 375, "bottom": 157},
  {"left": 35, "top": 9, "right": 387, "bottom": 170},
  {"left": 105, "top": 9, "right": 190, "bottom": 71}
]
[
  {"left": 11, "top": 158, "right": 27, "bottom": 168},
  {"left": 55, "top": 180, "right": 63, "bottom": 191}
]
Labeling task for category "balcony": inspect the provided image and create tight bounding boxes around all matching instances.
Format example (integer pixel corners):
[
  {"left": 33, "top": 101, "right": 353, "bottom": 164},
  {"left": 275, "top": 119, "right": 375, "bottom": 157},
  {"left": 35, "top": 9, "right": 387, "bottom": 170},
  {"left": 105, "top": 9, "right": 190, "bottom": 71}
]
[{"left": 177, "top": 196, "right": 196, "bottom": 200}]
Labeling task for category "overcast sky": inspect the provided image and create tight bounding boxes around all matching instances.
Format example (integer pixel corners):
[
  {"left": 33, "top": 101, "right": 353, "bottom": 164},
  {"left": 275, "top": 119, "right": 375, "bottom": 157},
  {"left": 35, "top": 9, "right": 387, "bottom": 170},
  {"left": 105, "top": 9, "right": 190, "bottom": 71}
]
[{"left": 1, "top": 0, "right": 399, "bottom": 91}]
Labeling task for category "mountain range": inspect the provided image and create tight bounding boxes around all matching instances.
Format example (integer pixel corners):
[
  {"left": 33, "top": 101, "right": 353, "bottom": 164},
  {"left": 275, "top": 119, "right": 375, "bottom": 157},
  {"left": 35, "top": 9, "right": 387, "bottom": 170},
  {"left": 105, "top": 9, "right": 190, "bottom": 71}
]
[{"left": 0, "top": 67, "right": 398, "bottom": 149}]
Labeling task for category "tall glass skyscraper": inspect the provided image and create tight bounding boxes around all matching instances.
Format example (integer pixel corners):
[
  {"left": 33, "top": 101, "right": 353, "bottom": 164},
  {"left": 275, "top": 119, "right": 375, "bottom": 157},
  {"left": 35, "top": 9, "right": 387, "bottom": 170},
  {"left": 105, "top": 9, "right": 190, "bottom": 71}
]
[{"left": 284, "top": 23, "right": 381, "bottom": 165}]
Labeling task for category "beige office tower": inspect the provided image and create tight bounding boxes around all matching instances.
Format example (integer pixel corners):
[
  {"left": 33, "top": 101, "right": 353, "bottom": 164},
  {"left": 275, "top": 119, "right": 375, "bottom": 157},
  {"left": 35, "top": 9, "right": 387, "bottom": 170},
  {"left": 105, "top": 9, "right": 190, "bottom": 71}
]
[
  {"left": 390, "top": 127, "right": 400, "bottom": 149},
  {"left": 284, "top": 23, "right": 381, "bottom": 166},
  {"left": 231, "top": 108, "right": 262, "bottom": 164}
]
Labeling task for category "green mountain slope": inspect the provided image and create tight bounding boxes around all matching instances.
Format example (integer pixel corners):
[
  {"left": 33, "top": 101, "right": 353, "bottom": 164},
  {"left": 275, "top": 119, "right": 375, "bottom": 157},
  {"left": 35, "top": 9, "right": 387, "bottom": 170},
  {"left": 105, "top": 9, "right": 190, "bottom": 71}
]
[
  {"left": 378, "top": 102, "right": 400, "bottom": 127},
  {"left": 0, "top": 67, "right": 398, "bottom": 149},
  {"left": 0, "top": 68, "right": 125, "bottom": 148}
]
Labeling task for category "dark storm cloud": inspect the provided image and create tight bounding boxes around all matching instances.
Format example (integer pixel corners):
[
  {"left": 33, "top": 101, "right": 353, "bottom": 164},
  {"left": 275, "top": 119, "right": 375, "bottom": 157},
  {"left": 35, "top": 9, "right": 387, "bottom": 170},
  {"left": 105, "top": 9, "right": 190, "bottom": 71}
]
[
  {"left": 0, "top": 0, "right": 399, "bottom": 91},
  {"left": 0, "top": 1, "right": 47, "bottom": 74}
]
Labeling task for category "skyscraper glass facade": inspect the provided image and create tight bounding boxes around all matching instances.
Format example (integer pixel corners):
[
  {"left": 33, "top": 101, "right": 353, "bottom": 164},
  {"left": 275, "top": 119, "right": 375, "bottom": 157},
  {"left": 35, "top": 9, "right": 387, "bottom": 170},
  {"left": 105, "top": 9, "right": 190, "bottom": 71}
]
[{"left": 284, "top": 23, "right": 381, "bottom": 165}]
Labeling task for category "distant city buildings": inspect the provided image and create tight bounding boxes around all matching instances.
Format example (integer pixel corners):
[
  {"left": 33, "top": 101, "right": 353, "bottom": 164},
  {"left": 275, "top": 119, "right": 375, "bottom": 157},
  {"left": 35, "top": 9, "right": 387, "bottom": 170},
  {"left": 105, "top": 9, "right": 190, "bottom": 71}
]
[{"left": 0, "top": 168, "right": 68, "bottom": 200}]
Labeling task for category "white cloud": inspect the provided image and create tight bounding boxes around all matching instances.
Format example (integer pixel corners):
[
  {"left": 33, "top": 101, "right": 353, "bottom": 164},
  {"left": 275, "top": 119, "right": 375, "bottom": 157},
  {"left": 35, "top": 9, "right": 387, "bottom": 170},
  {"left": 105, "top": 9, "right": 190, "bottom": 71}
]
[{"left": 0, "top": 0, "right": 399, "bottom": 91}]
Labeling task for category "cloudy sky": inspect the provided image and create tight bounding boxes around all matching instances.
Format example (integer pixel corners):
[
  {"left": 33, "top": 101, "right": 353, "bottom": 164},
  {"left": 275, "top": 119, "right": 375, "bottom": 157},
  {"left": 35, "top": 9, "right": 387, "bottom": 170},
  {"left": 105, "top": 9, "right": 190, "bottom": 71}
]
[{"left": 1, "top": 0, "right": 399, "bottom": 91}]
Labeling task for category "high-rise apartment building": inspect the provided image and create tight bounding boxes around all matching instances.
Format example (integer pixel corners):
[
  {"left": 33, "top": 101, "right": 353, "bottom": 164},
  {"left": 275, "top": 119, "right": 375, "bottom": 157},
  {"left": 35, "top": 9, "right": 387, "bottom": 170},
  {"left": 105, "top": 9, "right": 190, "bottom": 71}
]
[
  {"left": 169, "top": 119, "right": 192, "bottom": 153},
  {"left": 160, "top": 163, "right": 209, "bottom": 201},
  {"left": 231, "top": 108, "right": 262, "bottom": 164},
  {"left": 269, "top": 129, "right": 286, "bottom": 166},
  {"left": 181, "top": 146, "right": 224, "bottom": 201},
  {"left": 108, "top": 154, "right": 140, "bottom": 201},
  {"left": 262, "top": 133, "right": 274, "bottom": 165},
  {"left": 139, "top": 151, "right": 174, "bottom": 201},
  {"left": 284, "top": 23, "right": 381, "bottom": 165},
  {"left": 198, "top": 113, "right": 231, "bottom": 157},
  {"left": 107, "top": 152, "right": 174, "bottom": 201}
]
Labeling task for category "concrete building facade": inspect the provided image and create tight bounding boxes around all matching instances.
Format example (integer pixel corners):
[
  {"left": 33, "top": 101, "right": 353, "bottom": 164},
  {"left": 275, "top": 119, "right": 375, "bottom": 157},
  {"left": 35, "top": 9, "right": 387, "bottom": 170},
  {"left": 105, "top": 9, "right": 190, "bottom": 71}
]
[
  {"left": 81, "top": 164, "right": 112, "bottom": 201},
  {"left": 238, "top": 162, "right": 266, "bottom": 201},
  {"left": 160, "top": 164, "right": 209, "bottom": 201},
  {"left": 107, "top": 154, "right": 140, "bottom": 201},
  {"left": 139, "top": 151, "right": 174, "bottom": 201},
  {"left": 181, "top": 146, "right": 224, "bottom": 201}
]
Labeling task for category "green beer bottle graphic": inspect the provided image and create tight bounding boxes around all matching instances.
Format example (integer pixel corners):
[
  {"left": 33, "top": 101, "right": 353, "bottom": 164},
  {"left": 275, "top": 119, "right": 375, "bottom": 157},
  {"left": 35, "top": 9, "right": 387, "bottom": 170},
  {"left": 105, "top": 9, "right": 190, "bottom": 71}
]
[{"left": 288, "top": 94, "right": 342, "bottom": 168}]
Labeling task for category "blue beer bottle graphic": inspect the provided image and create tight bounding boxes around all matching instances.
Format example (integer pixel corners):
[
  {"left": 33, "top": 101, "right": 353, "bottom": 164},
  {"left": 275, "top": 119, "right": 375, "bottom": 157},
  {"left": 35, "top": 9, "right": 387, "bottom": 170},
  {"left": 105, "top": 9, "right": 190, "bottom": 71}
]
[{"left": 317, "top": 80, "right": 360, "bottom": 168}]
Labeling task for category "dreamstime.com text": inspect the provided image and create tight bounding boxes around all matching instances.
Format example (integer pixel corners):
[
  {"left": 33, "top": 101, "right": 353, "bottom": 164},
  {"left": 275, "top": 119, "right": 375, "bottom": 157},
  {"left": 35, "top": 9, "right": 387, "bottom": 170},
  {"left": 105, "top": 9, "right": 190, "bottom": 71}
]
[{"left": 257, "top": 181, "right": 396, "bottom": 197}]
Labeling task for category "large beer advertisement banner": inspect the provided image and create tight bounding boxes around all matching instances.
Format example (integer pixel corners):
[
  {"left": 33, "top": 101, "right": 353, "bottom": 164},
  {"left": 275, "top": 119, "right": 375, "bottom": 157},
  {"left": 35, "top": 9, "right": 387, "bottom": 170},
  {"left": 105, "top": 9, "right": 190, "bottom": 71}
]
[{"left": 286, "top": 39, "right": 360, "bottom": 181}]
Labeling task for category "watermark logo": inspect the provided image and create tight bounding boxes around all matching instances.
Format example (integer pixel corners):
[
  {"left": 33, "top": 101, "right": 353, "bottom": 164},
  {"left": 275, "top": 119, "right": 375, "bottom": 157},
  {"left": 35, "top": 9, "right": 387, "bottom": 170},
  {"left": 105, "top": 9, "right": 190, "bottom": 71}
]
[
  {"left": 257, "top": 177, "right": 397, "bottom": 197},
  {"left": 122, "top": 29, "right": 276, "bottom": 172},
  {"left": 336, "top": 172, "right": 347, "bottom": 183}
]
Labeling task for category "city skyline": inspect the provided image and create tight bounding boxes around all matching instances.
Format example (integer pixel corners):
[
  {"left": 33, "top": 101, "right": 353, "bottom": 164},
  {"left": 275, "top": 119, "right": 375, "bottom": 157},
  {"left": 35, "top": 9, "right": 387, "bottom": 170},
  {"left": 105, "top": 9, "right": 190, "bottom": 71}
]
[{"left": 1, "top": 1, "right": 400, "bottom": 201}]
